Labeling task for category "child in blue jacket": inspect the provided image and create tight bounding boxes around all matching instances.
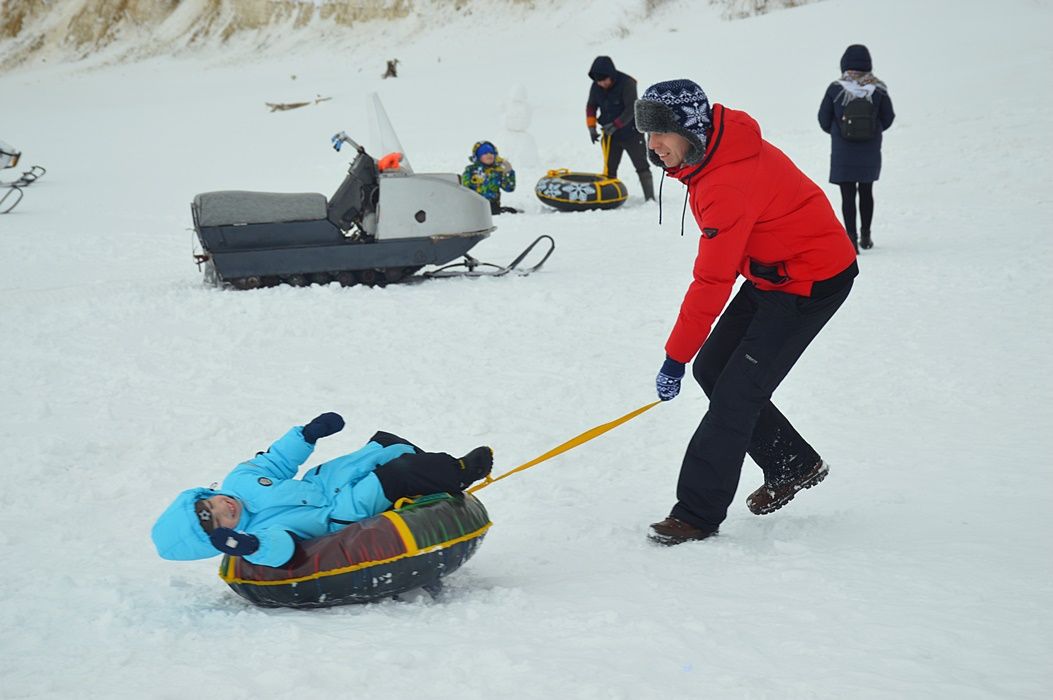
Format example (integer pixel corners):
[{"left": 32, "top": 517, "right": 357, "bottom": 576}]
[{"left": 151, "top": 412, "right": 493, "bottom": 568}]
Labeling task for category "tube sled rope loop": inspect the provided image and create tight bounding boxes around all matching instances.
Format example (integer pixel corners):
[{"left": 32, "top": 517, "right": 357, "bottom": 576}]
[{"left": 219, "top": 492, "right": 490, "bottom": 609}]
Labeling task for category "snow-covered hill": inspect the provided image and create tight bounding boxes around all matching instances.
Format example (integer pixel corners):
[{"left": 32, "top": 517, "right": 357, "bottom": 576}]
[
  {"left": 1, "top": 0, "right": 1051, "bottom": 698},
  {"left": 0, "top": 0, "right": 815, "bottom": 70}
]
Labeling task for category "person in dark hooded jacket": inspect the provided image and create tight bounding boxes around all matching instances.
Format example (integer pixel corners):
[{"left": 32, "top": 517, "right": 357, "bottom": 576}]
[
  {"left": 586, "top": 56, "right": 655, "bottom": 202},
  {"left": 634, "top": 79, "right": 858, "bottom": 546},
  {"left": 819, "top": 44, "right": 895, "bottom": 251}
]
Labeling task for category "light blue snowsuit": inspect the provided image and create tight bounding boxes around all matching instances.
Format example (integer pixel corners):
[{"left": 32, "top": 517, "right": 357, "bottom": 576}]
[{"left": 151, "top": 427, "right": 414, "bottom": 567}]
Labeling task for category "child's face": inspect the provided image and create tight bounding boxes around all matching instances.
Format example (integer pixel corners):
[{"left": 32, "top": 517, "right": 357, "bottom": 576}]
[
  {"left": 202, "top": 494, "right": 242, "bottom": 529},
  {"left": 480, "top": 152, "right": 496, "bottom": 166}
]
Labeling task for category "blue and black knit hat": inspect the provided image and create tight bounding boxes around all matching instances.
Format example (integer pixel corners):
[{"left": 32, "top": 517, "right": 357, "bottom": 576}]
[{"left": 634, "top": 79, "right": 712, "bottom": 167}]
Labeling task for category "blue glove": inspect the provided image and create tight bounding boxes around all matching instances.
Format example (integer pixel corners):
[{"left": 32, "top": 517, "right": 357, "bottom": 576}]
[
  {"left": 656, "top": 357, "right": 686, "bottom": 401},
  {"left": 602, "top": 122, "right": 618, "bottom": 136},
  {"left": 588, "top": 127, "right": 600, "bottom": 144},
  {"left": 210, "top": 528, "right": 259, "bottom": 557},
  {"left": 302, "top": 412, "right": 345, "bottom": 444}
]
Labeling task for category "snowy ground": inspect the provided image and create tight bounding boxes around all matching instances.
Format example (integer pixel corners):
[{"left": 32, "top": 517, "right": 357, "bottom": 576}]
[{"left": 1, "top": 0, "right": 1051, "bottom": 698}]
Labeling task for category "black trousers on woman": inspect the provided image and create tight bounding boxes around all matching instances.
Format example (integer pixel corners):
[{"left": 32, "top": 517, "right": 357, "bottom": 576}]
[
  {"left": 838, "top": 182, "right": 874, "bottom": 245},
  {"left": 671, "top": 271, "right": 854, "bottom": 531}
]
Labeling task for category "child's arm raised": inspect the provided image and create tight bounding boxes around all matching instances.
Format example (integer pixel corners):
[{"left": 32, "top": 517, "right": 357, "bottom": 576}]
[{"left": 233, "top": 413, "right": 345, "bottom": 481}]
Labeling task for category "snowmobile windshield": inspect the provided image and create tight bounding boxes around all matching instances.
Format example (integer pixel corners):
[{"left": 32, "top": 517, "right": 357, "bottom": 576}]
[{"left": 368, "top": 93, "right": 413, "bottom": 174}]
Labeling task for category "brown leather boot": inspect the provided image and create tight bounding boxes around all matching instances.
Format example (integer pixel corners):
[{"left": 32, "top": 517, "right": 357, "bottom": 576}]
[
  {"left": 647, "top": 517, "right": 718, "bottom": 546},
  {"left": 746, "top": 460, "right": 829, "bottom": 515}
]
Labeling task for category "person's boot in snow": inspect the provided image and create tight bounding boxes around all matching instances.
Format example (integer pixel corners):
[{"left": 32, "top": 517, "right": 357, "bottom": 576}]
[
  {"left": 860, "top": 230, "right": 873, "bottom": 249},
  {"left": 746, "top": 460, "right": 829, "bottom": 515},
  {"left": 647, "top": 516, "right": 718, "bottom": 546},
  {"left": 846, "top": 230, "right": 859, "bottom": 253},
  {"left": 638, "top": 169, "right": 656, "bottom": 202}
]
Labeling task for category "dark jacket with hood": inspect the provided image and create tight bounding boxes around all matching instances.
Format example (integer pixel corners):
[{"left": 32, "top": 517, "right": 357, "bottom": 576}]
[
  {"left": 662, "top": 105, "right": 858, "bottom": 363},
  {"left": 818, "top": 44, "right": 895, "bottom": 183},
  {"left": 586, "top": 56, "right": 638, "bottom": 138}
]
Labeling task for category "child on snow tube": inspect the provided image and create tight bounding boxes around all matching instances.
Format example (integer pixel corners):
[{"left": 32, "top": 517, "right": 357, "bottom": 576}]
[
  {"left": 151, "top": 412, "right": 493, "bottom": 568},
  {"left": 461, "top": 141, "right": 517, "bottom": 215}
]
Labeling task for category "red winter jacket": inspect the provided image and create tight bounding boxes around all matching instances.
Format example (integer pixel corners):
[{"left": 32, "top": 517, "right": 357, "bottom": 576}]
[{"left": 663, "top": 104, "right": 857, "bottom": 364}]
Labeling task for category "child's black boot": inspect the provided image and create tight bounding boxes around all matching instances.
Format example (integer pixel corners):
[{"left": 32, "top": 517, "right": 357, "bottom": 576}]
[{"left": 457, "top": 446, "right": 493, "bottom": 488}]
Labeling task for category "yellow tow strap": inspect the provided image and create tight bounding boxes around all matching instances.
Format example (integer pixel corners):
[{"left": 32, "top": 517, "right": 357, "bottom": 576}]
[
  {"left": 467, "top": 401, "right": 661, "bottom": 494},
  {"left": 601, "top": 133, "right": 612, "bottom": 177}
]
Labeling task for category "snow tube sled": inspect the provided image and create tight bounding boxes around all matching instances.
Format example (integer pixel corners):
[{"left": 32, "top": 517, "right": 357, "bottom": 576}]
[
  {"left": 534, "top": 169, "right": 627, "bottom": 212},
  {"left": 219, "top": 493, "right": 491, "bottom": 609}
]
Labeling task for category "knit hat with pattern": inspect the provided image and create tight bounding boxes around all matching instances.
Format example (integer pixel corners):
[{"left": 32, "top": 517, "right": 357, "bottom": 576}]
[{"left": 634, "top": 79, "right": 712, "bottom": 167}]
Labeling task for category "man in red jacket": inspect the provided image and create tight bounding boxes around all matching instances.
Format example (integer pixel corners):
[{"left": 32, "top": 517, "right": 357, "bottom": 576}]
[{"left": 634, "top": 79, "right": 858, "bottom": 546}]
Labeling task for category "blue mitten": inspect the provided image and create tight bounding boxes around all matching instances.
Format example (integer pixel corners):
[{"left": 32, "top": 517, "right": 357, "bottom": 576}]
[
  {"left": 210, "top": 528, "right": 259, "bottom": 557},
  {"left": 656, "top": 357, "right": 686, "bottom": 401},
  {"left": 302, "top": 412, "right": 345, "bottom": 444}
]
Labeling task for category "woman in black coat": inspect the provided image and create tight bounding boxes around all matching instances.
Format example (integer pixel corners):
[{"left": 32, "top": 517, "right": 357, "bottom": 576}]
[{"left": 819, "top": 44, "right": 895, "bottom": 251}]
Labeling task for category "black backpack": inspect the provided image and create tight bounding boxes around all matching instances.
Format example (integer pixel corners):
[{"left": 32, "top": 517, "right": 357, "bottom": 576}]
[{"left": 839, "top": 94, "right": 878, "bottom": 141}]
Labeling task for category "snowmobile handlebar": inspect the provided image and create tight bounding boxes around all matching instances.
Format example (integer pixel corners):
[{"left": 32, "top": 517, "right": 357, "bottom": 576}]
[{"left": 331, "top": 131, "right": 365, "bottom": 154}]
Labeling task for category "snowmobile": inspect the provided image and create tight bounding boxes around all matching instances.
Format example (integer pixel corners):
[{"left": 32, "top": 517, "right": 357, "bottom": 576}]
[
  {"left": 1, "top": 140, "right": 46, "bottom": 214},
  {"left": 192, "top": 97, "right": 553, "bottom": 289}
]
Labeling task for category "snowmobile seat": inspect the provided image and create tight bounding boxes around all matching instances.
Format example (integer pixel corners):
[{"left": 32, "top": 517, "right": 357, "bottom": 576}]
[
  {"left": 193, "top": 190, "right": 341, "bottom": 251},
  {"left": 193, "top": 190, "right": 328, "bottom": 227}
]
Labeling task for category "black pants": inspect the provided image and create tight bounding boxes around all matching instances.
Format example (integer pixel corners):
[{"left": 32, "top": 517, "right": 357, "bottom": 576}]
[
  {"left": 605, "top": 131, "right": 654, "bottom": 200},
  {"left": 838, "top": 182, "right": 874, "bottom": 237},
  {"left": 671, "top": 279, "right": 853, "bottom": 530},
  {"left": 369, "top": 431, "right": 464, "bottom": 501},
  {"left": 488, "top": 199, "right": 518, "bottom": 216}
]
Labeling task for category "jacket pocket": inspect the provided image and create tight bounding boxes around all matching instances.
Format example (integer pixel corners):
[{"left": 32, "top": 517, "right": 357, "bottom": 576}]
[{"left": 748, "top": 258, "right": 790, "bottom": 286}]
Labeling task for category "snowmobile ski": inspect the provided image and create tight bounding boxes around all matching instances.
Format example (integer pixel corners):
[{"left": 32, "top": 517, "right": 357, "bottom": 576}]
[
  {"left": 423, "top": 234, "right": 555, "bottom": 279},
  {"left": 0, "top": 184, "right": 23, "bottom": 214},
  {"left": 0, "top": 165, "right": 46, "bottom": 188}
]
